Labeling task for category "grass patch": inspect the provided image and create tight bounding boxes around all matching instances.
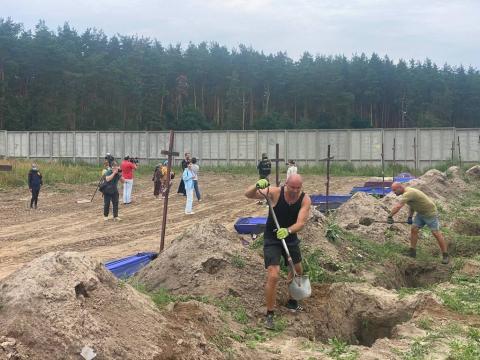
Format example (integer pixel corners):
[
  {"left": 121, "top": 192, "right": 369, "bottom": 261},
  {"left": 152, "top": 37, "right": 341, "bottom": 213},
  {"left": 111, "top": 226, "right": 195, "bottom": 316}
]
[
  {"left": 344, "top": 231, "right": 406, "bottom": 262},
  {"left": 328, "top": 337, "right": 358, "bottom": 360},
  {"left": 249, "top": 234, "right": 264, "bottom": 250},
  {"left": 449, "top": 338, "right": 480, "bottom": 360},
  {"left": 214, "top": 296, "right": 249, "bottom": 324},
  {"left": 325, "top": 218, "right": 343, "bottom": 243},
  {"left": 230, "top": 253, "right": 246, "bottom": 268},
  {"left": 437, "top": 274, "right": 480, "bottom": 315},
  {"left": 0, "top": 159, "right": 103, "bottom": 189}
]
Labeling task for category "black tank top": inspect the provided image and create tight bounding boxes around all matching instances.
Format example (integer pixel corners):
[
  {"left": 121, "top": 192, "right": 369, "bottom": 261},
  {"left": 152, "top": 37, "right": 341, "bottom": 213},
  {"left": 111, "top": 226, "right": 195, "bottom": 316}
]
[{"left": 265, "top": 186, "right": 305, "bottom": 245}]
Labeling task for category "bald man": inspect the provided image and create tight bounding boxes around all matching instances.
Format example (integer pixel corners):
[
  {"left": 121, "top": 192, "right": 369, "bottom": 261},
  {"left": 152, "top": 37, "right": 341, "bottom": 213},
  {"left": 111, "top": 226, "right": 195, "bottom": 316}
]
[
  {"left": 388, "top": 182, "right": 449, "bottom": 264},
  {"left": 245, "top": 174, "right": 311, "bottom": 330}
]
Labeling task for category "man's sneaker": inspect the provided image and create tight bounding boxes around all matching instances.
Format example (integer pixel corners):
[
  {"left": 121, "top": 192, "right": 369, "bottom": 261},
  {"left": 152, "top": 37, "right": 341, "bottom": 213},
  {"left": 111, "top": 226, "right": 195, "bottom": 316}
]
[
  {"left": 442, "top": 253, "right": 450, "bottom": 265},
  {"left": 103, "top": 216, "right": 109, "bottom": 221},
  {"left": 264, "top": 313, "right": 275, "bottom": 330},
  {"left": 114, "top": 217, "right": 122, "bottom": 221},
  {"left": 408, "top": 248, "right": 417, "bottom": 258},
  {"left": 286, "top": 299, "right": 304, "bottom": 313}
]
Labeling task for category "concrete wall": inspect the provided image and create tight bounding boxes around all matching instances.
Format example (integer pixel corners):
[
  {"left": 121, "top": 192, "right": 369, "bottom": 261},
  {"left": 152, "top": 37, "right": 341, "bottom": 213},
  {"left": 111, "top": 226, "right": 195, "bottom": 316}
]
[{"left": 1, "top": 128, "right": 478, "bottom": 169}]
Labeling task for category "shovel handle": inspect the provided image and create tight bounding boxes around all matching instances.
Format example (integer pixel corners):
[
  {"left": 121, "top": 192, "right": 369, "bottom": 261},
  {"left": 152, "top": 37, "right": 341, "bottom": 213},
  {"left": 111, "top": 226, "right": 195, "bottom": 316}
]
[{"left": 257, "top": 188, "right": 299, "bottom": 277}]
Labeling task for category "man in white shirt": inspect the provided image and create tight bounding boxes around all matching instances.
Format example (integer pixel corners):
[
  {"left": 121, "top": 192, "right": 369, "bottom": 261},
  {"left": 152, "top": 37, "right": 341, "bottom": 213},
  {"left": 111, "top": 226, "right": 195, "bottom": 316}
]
[{"left": 286, "top": 160, "right": 298, "bottom": 182}]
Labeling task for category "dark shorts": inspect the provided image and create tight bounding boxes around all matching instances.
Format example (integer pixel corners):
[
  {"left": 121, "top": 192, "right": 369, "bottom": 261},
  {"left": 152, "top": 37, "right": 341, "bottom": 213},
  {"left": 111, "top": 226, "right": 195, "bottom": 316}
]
[{"left": 263, "top": 242, "right": 302, "bottom": 269}]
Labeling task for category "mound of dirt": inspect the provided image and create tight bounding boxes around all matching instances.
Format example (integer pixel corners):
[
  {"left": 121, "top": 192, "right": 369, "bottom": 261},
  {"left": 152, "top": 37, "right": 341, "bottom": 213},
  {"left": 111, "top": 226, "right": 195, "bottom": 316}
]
[
  {"left": 466, "top": 165, "right": 480, "bottom": 178},
  {"left": 136, "top": 221, "right": 267, "bottom": 316},
  {"left": 408, "top": 167, "right": 469, "bottom": 207},
  {"left": 0, "top": 251, "right": 225, "bottom": 360},
  {"left": 334, "top": 192, "right": 410, "bottom": 244},
  {"left": 452, "top": 218, "right": 480, "bottom": 236}
]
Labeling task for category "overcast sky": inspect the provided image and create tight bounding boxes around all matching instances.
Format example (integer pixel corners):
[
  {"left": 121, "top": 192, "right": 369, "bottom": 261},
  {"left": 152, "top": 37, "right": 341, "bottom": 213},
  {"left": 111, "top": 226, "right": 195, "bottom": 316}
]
[{"left": 2, "top": 0, "right": 480, "bottom": 68}]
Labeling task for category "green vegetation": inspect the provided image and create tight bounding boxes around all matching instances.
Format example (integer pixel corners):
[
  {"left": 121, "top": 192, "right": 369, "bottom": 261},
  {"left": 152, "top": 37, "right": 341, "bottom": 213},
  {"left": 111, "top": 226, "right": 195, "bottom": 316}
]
[
  {"left": 0, "top": 160, "right": 102, "bottom": 189},
  {"left": 230, "top": 253, "right": 246, "bottom": 269},
  {"left": 327, "top": 338, "right": 358, "bottom": 360},
  {"left": 3, "top": 17, "right": 480, "bottom": 131},
  {"left": 436, "top": 274, "right": 480, "bottom": 315}
]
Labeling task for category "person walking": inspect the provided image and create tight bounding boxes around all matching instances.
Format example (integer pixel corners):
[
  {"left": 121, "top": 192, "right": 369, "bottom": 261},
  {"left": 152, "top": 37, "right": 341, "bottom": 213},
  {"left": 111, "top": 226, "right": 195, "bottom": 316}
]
[
  {"left": 177, "top": 152, "right": 190, "bottom": 196},
  {"left": 286, "top": 160, "right": 298, "bottom": 182},
  {"left": 244, "top": 174, "right": 311, "bottom": 330},
  {"left": 152, "top": 163, "right": 164, "bottom": 199},
  {"left": 182, "top": 161, "right": 195, "bottom": 215},
  {"left": 120, "top": 155, "right": 137, "bottom": 205},
  {"left": 102, "top": 160, "right": 124, "bottom": 221},
  {"left": 191, "top": 157, "right": 201, "bottom": 201},
  {"left": 388, "top": 182, "right": 449, "bottom": 264},
  {"left": 28, "top": 163, "right": 43, "bottom": 209}
]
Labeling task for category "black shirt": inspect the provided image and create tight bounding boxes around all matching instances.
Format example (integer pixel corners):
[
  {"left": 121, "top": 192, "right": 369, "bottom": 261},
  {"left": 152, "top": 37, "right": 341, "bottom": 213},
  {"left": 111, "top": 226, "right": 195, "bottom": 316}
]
[{"left": 264, "top": 186, "right": 305, "bottom": 246}]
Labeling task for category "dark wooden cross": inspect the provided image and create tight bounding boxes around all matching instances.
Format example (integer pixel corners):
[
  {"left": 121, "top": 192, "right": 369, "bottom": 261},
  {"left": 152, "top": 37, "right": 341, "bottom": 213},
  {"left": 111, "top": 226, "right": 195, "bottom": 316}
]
[
  {"left": 325, "top": 145, "right": 334, "bottom": 212},
  {"left": 272, "top": 143, "right": 285, "bottom": 186},
  {"left": 159, "top": 130, "right": 179, "bottom": 252}
]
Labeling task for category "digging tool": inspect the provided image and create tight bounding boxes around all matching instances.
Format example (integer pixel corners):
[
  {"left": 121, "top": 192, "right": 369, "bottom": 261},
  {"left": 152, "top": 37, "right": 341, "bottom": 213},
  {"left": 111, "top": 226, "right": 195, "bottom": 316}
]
[
  {"left": 359, "top": 217, "right": 409, "bottom": 226},
  {"left": 257, "top": 186, "right": 311, "bottom": 301},
  {"left": 76, "top": 175, "right": 103, "bottom": 204}
]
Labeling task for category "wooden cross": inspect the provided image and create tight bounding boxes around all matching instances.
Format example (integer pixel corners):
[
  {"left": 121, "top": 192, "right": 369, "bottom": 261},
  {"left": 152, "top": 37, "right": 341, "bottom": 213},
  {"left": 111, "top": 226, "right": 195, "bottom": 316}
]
[
  {"left": 325, "top": 145, "right": 334, "bottom": 212},
  {"left": 159, "top": 130, "right": 179, "bottom": 252},
  {"left": 272, "top": 143, "right": 285, "bottom": 186}
]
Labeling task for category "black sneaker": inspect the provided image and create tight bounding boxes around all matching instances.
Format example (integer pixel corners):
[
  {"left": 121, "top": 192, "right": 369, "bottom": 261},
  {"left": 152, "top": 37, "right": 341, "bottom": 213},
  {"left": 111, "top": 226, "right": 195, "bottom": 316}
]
[
  {"left": 286, "top": 299, "right": 304, "bottom": 313},
  {"left": 408, "top": 248, "right": 417, "bottom": 258},
  {"left": 442, "top": 253, "right": 450, "bottom": 265},
  {"left": 264, "top": 313, "right": 275, "bottom": 330}
]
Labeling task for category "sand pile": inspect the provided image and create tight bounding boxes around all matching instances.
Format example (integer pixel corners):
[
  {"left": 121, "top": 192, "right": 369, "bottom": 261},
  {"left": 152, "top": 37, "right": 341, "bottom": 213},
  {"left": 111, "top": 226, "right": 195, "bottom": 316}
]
[
  {"left": 333, "top": 192, "right": 410, "bottom": 243},
  {"left": 136, "top": 221, "right": 266, "bottom": 315},
  {"left": 407, "top": 167, "right": 469, "bottom": 207},
  {"left": 0, "top": 251, "right": 225, "bottom": 360},
  {"left": 466, "top": 164, "right": 480, "bottom": 178}
]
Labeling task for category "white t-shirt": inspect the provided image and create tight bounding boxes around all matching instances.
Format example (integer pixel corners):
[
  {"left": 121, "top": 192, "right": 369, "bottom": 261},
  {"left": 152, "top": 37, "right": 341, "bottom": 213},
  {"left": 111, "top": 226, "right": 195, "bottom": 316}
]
[
  {"left": 286, "top": 165, "right": 297, "bottom": 181},
  {"left": 191, "top": 164, "right": 200, "bottom": 180}
]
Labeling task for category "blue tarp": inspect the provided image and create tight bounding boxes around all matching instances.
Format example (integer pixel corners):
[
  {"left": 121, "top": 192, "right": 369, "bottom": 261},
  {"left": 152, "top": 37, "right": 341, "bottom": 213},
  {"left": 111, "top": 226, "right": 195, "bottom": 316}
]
[
  {"left": 234, "top": 217, "right": 267, "bottom": 234},
  {"left": 351, "top": 186, "right": 392, "bottom": 196},
  {"left": 311, "top": 194, "right": 352, "bottom": 205},
  {"left": 393, "top": 175, "right": 415, "bottom": 183},
  {"left": 104, "top": 252, "right": 158, "bottom": 278}
]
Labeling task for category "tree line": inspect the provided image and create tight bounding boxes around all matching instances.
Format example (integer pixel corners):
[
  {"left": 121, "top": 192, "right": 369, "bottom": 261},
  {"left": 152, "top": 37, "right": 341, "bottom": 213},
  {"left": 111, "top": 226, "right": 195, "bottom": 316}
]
[{"left": 1, "top": 18, "right": 479, "bottom": 131}]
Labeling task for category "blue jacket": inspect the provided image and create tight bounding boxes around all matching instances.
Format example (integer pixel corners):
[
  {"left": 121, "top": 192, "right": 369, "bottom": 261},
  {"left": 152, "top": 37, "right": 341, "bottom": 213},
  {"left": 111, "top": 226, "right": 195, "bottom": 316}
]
[
  {"left": 182, "top": 168, "right": 194, "bottom": 190},
  {"left": 28, "top": 170, "right": 43, "bottom": 189}
]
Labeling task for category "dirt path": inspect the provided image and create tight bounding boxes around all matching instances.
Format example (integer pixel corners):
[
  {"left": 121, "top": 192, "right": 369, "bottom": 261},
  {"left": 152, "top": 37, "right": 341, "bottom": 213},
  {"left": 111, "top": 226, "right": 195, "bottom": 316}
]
[{"left": 0, "top": 172, "right": 368, "bottom": 280}]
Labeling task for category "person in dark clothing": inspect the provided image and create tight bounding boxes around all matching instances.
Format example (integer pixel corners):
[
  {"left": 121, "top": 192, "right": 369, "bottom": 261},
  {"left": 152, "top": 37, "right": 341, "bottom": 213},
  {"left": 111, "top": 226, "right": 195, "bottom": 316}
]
[
  {"left": 102, "top": 160, "right": 124, "bottom": 221},
  {"left": 257, "top": 153, "right": 272, "bottom": 180},
  {"left": 177, "top": 152, "right": 190, "bottom": 196},
  {"left": 152, "top": 163, "right": 164, "bottom": 199},
  {"left": 244, "top": 174, "right": 311, "bottom": 330},
  {"left": 28, "top": 163, "right": 43, "bottom": 209}
]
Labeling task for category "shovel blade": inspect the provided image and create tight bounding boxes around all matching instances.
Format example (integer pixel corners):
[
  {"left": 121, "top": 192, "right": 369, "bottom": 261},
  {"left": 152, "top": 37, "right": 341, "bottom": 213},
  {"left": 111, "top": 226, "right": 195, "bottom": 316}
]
[{"left": 288, "top": 275, "right": 311, "bottom": 300}]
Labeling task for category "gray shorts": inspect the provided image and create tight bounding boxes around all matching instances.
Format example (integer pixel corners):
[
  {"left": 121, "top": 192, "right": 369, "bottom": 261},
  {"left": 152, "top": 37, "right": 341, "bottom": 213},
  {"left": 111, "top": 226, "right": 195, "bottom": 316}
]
[{"left": 413, "top": 214, "right": 440, "bottom": 231}]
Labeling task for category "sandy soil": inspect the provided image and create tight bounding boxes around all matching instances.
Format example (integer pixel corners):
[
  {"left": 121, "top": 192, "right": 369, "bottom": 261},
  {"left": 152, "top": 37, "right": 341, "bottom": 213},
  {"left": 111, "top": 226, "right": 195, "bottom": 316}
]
[{"left": 0, "top": 172, "right": 367, "bottom": 280}]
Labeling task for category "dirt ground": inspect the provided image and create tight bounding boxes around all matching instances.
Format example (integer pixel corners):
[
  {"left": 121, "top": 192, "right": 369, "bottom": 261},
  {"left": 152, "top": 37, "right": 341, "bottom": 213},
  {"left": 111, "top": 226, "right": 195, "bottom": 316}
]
[
  {"left": 2, "top": 166, "right": 480, "bottom": 359},
  {"left": 0, "top": 172, "right": 367, "bottom": 281}
]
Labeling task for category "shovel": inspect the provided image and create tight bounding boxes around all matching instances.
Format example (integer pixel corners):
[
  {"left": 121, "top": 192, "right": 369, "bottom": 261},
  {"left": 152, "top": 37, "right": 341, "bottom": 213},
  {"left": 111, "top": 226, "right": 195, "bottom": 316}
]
[{"left": 257, "top": 187, "right": 311, "bottom": 301}]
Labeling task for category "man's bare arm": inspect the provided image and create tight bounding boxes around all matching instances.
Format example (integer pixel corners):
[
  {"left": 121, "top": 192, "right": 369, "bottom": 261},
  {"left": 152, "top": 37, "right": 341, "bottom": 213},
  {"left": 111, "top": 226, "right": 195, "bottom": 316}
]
[
  {"left": 288, "top": 195, "right": 312, "bottom": 234},
  {"left": 390, "top": 202, "right": 405, "bottom": 217}
]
